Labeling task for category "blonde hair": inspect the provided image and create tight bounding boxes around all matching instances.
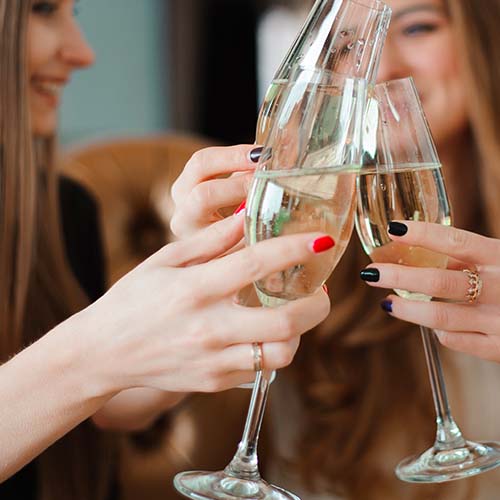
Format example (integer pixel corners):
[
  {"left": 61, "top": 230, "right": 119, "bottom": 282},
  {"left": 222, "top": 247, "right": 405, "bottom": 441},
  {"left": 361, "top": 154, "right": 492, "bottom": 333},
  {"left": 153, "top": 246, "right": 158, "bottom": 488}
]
[{"left": 0, "top": 2, "right": 114, "bottom": 498}]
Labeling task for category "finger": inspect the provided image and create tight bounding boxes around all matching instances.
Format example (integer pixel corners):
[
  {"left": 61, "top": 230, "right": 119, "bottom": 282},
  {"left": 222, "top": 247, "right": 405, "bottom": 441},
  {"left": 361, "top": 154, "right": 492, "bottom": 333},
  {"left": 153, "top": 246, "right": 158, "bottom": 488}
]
[
  {"left": 361, "top": 264, "right": 498, "bottom": 304},
  {"left": 212, "top": 288, "right": 330, "bottom": 345},
  {"left": 434, "top": 330, "right": 500, "bottom": 363},
  {"left": 218, "top": 337, "right": 301, "bottom": 372},
  {"left": 199, "top": 233, "right": 336, "bottom": 296},
  {"left": 171, "top": 145, "right": 260, "bottom": 204},
  {"left": 197, "top": 370, "right": 258, "bottom": 393},
  {"left": 170, "top": 173, "right": 253, "bottom": 237},
  {"left": 147, "top": 213, "right": 245, "bottom": 268},
  {"left": 446, "top": 257, "right": 469, "bottom": 271},
  {"left": 381, "top": 295, "right": 500, "bottom": 336},
  {"left": 388, "top": 221, "right": 500, "bottom": 265}
]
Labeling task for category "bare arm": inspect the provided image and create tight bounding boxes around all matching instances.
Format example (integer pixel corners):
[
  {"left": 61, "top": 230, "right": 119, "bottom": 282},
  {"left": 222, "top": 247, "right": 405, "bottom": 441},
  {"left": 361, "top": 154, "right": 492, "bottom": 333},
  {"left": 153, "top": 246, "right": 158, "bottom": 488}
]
[
  {"left": 0, "top": 317, "right": 114, "bottom": 482},
  {"left": 0, "top": 215, "right": 331, "bottom": 481}
]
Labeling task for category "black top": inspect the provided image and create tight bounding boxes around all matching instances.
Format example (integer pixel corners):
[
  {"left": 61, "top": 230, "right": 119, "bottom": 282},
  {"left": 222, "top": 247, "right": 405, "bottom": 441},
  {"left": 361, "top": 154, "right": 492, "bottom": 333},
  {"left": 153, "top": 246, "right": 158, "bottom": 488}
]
[{"left": 0, "top": 178, "right": 117, "bottom": 499}]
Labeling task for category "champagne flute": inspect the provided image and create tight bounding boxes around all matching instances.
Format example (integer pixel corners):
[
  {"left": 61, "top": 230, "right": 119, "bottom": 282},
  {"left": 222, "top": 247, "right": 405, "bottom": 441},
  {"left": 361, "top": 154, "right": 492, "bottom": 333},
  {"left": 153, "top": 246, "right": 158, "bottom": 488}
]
[
  {"left": 355, "top": 77, "right": 500, "bottom": 482},
  {"left": 256, "top": 0, "right": 391, "bottom": 145},
  {"left": 237, "top": 0, "right": 390, "bottom": 310},
  {"left": 174, "top": 67, "right": 367, "bottom": 500}
]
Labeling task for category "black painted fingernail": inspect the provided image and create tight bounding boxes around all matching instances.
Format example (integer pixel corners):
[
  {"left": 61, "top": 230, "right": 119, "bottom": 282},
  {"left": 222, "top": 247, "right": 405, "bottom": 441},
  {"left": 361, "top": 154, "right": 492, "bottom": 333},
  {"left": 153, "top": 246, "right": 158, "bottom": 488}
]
[
  {"left": 381, "top": 300, "right": 393, "bottom": 313},
  {"left": 360, "top": 268, "right": 380, "bottom": 282},
  {"left": 388, "top": 222, "right": 408, "bottom": 237},
  {"left": 249, "top": 147, "right": 264, "bottom": 163}
]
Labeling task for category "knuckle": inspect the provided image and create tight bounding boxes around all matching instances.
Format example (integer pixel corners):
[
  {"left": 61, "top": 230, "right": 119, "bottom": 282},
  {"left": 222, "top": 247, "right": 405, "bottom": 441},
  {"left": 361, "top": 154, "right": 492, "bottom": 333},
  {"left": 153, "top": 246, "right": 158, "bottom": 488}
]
[
  {"left": 429, "top": 272, "right": 453, "bottom": 296},
  {"left": 273, "top": 342, "right": 295, "bottom": 368},
  {"left": 236, "top": 145, "right": 251, "bottom": 164},
  {"left": 447, "top": 228, "right": 470, "bottom": 252},
  {"left": 431, "top": 305, "right": 451, "bottom": 330},
  {"left": 278, "top": 313, "right": 297, "bottom": 341},
  {"left": 201, "top": 374, "right": 224, "bottom": 393},
  {"left": 317, "top": 293, "right": 332, "bottom": 321},
  {"left": 389, "top": 266, "right": 403, "bottom": 288},
  {"left": 187, "top": 148, "right": 206, "bottom": 171},
  {"left": 241, "top": 247, "right": 265, "bottom": 281},
  {"left": 190, "top": 183, "right": 211, "bottom": 211},
  {"left": 169, "top": 214, "right": 183, "bottom": 238},
  {"left": 170, "top": 179, "right": 181, "bottom": 205}
]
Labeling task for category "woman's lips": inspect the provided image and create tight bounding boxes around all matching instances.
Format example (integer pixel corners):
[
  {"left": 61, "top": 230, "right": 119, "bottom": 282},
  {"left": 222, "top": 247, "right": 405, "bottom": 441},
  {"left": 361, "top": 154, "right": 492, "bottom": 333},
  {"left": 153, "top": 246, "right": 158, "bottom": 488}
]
[{"left": 31, "top": 78, "right": 66, "bottom": 107}]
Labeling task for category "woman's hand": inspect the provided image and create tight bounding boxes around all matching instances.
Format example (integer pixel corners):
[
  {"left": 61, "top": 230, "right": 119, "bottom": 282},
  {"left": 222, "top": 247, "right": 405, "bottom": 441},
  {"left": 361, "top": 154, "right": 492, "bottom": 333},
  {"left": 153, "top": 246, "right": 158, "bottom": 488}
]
[
  {"left": 170, "top": 144, "right": 262, "bottom": 238},
  {"left": 78, "top": 212, "right": 331, "bottom": 396},
  {"left": 360, "top": 221, "right": 500, "bottom": 362}
]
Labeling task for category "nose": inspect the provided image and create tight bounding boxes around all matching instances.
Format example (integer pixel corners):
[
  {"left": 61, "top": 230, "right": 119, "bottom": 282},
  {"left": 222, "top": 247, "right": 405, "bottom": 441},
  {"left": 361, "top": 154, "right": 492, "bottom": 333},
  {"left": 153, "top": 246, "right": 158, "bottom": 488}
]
[
  {"left": 60, "top": 21, "right": 95, "bottom": 69},
  {"left": 376, "top": 42, "right": 408, "bottom": 84}
]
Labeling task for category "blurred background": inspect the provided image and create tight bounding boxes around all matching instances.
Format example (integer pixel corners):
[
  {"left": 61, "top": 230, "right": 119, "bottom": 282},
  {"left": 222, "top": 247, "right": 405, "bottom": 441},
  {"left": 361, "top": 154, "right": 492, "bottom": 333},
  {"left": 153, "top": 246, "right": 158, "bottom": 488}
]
[{"left": 60, "top": 0, "right": 308, "bottom": 146}]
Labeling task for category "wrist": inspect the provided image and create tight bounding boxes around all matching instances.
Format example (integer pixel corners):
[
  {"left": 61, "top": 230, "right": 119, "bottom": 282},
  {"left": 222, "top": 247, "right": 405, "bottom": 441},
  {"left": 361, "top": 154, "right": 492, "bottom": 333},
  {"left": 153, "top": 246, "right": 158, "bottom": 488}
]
[{"left": 48, "top": 306, "right": 122, "bottom": 403}]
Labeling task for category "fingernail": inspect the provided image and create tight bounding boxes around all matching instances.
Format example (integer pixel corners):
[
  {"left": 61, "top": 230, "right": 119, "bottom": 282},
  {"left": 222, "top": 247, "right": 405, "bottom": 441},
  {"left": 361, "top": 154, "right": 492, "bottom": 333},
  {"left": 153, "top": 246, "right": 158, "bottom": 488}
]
[
  {"left": 233, "top": 200, "right": 246, "bottom": 215},
  {"left": 312, "top": 236, "right": 335, "bottom": 253},
  {"left": 381, "top": 299, "right": 393, "bottom": 313},
  {"left": 360, "top": 268, "right": 380, "bottom": 282},
  {"left": 388, "top": 222, "right": 408, "bottom": 237},
  {"left": 434, "top": 330, "right": 445, "bottom": 341},
  {"left": 322, "top": 284, "right": 329, "bottom": 294},
  {"left": 249, "top": 147, "right": 263, "bottom": 163}
]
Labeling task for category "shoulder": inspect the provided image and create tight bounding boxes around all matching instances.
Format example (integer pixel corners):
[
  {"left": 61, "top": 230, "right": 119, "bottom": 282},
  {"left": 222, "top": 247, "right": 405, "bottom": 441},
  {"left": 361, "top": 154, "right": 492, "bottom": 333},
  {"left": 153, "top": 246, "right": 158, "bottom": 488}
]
[{"left": 59, "top": 176, "right": 98, "bottom": 216}]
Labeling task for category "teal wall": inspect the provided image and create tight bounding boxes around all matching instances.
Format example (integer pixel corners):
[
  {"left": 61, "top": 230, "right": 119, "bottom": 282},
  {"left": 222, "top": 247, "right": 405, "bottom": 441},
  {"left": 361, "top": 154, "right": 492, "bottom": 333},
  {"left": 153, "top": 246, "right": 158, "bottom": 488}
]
[{"left": 60, "top": 0, "right": 169, "bottom": 144}]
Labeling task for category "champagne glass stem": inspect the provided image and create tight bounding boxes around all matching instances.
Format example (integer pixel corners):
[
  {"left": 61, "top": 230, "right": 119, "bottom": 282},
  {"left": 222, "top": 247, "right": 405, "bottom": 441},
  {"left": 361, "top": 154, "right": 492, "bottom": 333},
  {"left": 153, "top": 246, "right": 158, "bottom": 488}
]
[
  {"left": 420, "top": 325, "right": 466, "bottom": 450},
  {"left": 224, "top": 370, "right": 272, "bottom": 481}
]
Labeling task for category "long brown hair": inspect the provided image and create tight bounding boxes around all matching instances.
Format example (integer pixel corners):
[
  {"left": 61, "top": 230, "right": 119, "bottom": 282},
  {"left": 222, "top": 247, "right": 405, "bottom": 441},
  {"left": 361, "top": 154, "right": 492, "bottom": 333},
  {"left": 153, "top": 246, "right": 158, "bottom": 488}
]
[
  {"left": 289, "top": 0, "right": 498, "bottom": 498},
  {"left": 0, "top": 2, "right": 113, "bottom": 499}
]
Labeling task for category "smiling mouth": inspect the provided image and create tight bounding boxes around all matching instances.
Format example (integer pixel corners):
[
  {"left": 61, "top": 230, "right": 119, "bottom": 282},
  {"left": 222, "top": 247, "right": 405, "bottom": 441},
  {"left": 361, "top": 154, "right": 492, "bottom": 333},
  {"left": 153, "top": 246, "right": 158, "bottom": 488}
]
[{"left": 31, "top": 78, "right": 67, "bottom": 105}]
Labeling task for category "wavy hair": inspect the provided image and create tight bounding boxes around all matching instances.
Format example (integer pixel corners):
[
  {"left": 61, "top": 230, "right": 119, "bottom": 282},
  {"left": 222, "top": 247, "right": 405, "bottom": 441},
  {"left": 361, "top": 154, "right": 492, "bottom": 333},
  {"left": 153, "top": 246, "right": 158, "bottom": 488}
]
[{"left": 289, "top": 0, "right": 497, "bottom": 498}]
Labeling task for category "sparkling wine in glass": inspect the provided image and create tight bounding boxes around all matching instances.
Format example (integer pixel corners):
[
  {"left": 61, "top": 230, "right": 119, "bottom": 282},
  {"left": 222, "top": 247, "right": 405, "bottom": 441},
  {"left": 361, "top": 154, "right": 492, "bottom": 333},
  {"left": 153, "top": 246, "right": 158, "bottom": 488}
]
[
  {"left": 237, "top": 0, "right": 390, "bottom": 310},
  {"left": 174, "top": 68, "right": 367, "bottom": 500},
  {"left": 356, "top": 77, "right": 500, "bottom": 483}
]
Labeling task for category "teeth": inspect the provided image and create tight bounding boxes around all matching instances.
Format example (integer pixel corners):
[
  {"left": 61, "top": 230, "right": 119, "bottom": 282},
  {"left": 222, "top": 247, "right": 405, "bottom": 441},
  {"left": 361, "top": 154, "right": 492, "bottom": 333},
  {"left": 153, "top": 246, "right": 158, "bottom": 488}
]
[{"left": 34, "top": 81, "right": 63, "bottom": 97}]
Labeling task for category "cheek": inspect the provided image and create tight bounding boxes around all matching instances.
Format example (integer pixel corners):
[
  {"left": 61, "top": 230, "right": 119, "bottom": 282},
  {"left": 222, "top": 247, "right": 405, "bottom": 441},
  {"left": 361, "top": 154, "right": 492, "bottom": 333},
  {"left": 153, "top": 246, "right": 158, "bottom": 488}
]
[
  {"left": 27, "top": 18, "right": 47, "bottom": 76},
  {"left": 27, "top": 18, "right": 60, "bottom": 136},
  {"left": 407, "top": 38, "right": 468, "bottom": 144}
]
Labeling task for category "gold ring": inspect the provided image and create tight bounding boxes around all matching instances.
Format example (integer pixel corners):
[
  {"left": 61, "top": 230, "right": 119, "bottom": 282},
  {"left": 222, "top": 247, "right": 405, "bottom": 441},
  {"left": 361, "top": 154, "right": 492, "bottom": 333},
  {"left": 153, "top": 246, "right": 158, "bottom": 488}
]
[
  {"left": 463, "top": 269, "right": 483, "bottom": 304},
  {"left": 252, "top": 343, "right": 263, "bottom": 372}
]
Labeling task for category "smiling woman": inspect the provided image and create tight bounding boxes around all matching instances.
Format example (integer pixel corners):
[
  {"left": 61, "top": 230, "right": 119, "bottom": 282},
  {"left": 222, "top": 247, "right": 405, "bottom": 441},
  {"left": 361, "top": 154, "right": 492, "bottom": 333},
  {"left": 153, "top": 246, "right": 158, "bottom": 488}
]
[
  {"left": 27, "top": 0, "right": 94, "bottom": 136},
  {"left": 0, "top": 1, "right": 332, "bottom": 499}
]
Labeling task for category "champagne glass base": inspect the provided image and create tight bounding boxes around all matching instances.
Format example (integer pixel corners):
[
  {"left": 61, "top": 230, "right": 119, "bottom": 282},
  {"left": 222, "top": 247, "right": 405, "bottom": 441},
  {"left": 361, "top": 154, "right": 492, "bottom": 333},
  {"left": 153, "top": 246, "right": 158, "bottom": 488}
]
[
  {"left": 174, "top": 471, "right": 300, "bottom": 500},
  {"left": 396, "top": 441, "right": 500, "bottom": 483}
]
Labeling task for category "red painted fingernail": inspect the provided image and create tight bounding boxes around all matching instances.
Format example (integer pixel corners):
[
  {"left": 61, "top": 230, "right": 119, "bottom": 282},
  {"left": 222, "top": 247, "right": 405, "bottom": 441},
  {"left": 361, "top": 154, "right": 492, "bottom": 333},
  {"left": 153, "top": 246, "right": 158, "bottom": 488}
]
[
  {"left": 234, "top": 200, "right": 246, "bottom": 215},
  {"left": 312, "top": 236, "right": 335, "bottom": 253},
  {"left": 322, "top": 284, "right": 329, "bottom": 294}
]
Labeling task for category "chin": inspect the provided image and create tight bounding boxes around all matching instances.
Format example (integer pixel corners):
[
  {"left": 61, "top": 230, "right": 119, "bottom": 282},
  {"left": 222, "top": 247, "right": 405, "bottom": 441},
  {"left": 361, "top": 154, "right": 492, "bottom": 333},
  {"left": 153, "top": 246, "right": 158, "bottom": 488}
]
[{"left": 32, "top": 120, "right": 57, "bottom": 138}]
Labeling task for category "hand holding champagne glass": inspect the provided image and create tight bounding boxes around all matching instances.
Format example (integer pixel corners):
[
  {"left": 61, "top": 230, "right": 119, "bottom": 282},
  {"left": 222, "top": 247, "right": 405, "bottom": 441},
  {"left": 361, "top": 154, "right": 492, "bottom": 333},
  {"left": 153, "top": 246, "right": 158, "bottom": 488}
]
[
  {"left": 356, "top": 77, "right": 500, "bottom": 483},
  {"left": 174, "top": 67, "right": 367, "bottom": 500}
]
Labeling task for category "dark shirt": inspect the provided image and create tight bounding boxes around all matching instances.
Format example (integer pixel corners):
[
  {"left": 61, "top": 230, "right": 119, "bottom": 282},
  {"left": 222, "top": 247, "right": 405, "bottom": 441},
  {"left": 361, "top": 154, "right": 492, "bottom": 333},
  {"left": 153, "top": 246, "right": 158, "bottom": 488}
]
[{"left": 0, "top": 178, "right": 117, "bottom": 499}]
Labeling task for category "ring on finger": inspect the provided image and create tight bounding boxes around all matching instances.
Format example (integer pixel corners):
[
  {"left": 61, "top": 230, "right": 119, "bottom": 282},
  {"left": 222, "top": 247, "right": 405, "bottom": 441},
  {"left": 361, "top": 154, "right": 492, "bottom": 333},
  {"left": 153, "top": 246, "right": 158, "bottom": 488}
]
[
  {"left": 252, "top": 342, "right": 264, "bottom": 372},
  {"left": 463, "top": 269, "right": 483, "bottom": 304}
]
